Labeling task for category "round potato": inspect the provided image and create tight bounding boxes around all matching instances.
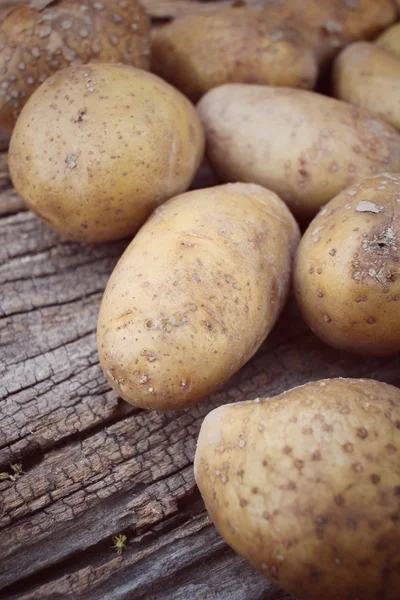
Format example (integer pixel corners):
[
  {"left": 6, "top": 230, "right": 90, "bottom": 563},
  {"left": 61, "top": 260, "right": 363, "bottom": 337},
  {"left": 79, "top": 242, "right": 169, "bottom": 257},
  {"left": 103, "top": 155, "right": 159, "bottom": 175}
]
[
  {"left": 261, "top": 0, "right": 396, "bottom": 65},
  {"left": 195, "top": 377, "right": 400, "bottom": 600},
  {"left": 376, "top": 22, "right": 400, "bottom": 58},
  {"left": 333, "top": 42, "right": 400, "bottom": 130},
  {"left": 97, "top": 183, "right": 300, "bottom": 410},
  {"left": 151, "top": 7, "right": 318, "bottom": 102},
  {"left": 9, "top": 63, "right": 204, "bottom": 243},
  {"left": 0, "top": 0, "right": 150, "bottom": 132},
  {"left": 198, "top": 84, "right": 400, "bottom": 220},
  {"left": 294, "top": 173, "right": 400, "bottom": 356}
]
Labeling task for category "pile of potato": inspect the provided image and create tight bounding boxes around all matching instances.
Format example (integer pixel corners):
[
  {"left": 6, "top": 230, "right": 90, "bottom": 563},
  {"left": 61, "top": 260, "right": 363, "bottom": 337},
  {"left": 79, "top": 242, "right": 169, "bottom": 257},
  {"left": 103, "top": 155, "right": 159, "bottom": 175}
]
[{"left": 3, "top": 0, "right": 400, "bottom": 598}]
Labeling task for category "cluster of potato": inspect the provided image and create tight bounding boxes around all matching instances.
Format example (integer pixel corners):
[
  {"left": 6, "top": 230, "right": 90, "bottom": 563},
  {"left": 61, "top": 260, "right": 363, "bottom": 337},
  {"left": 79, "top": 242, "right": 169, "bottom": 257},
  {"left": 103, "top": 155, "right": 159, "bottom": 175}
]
[{"left": 4, "top": 0, "right": 400, "bottom": 598}]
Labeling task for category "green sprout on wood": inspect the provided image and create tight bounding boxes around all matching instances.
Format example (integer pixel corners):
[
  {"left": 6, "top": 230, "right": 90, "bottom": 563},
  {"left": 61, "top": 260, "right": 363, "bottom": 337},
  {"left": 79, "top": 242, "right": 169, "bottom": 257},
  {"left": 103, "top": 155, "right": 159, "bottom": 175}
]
[
  {"left": 113, "top": 534, "right": 128, "bottom": 556},
  {"left": 0, "top": 463, "right": 25, "bottom": 482}
]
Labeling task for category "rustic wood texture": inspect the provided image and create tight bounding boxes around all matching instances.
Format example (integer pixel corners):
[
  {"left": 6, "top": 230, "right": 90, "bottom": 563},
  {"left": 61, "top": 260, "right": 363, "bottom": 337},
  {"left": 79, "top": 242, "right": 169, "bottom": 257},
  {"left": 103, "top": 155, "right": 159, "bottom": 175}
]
[{"left": 1, "top": 1, "right": 400, "bottom": 598}]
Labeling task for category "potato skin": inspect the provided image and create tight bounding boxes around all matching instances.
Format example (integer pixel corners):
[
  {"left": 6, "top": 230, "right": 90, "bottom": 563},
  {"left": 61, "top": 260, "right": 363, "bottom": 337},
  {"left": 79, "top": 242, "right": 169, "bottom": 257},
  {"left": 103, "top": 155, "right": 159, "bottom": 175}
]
[
  {"left": 261, "top": 0, "right": 397, "bottom": 65},
  {"left": 151, "top": 8, "right": 318, "bottom": 102},
  {"left": 9, "top": 63, "right": 204, "bottom": 243},
  {"left": 195, "top": 378, "right": 400, "bottom": 600},
  {"left": 334, "top": 42, "right": 400, "bottom": 130},
  {"left": 376, "top": 22, "right": 400, "bottom": 58},
  {"left": 294, "top": 174, "right": 400, "bottom": 356},
  {"left": 97, "top": 183, "right": 300, "bottom": 410},
  {"left": 198, "top": 84, "right": 400, "bottom": 220},
  {"left": 0, "top": 0, "right": 150, "bottom": 132}
]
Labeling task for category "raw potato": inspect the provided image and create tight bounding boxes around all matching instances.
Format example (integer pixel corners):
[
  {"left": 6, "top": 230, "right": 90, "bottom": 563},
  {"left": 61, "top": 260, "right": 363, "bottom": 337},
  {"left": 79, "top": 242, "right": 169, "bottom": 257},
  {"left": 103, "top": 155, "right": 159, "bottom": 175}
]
[
  {"left": 9, "top": 63, "right": 204, "bottom": 243},
  {"left": 261, "top": 0, "right": 397, "bottom": 65},
  {"left": 334, "top": 42, "right": 400, "bottom": 130},
  {"left": 97, "top": 183, "right": 300, "bottom": 410},
  {"left": 376, "top": 22, "right": 400, "bottom": 58},
  {"left": 0, "top": 0, "right": 151, "bottom": 132},
  {"left": 198, "top": 84, "right": 400, "bottom": 220},
  {"left": 294, "top": 174, "right": 400, "bottom": 356},
  {"left": 195, "top": 377, "right": 400, "bottom": 600},
  {"left": 151, "top": 7, "right": 318, "bottom": 102}
]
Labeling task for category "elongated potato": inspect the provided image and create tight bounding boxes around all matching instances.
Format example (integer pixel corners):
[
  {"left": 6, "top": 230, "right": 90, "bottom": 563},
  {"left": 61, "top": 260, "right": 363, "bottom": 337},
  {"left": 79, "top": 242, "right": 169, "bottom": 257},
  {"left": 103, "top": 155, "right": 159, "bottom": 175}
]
[
  {"left": 151, "top": 8, "right": 318, "bottom": 102},
  {"left": 198, "top": 84, "right": 400, "bottom": 219},
  {"left": 294, "top": 173, "right": 400, "bottom": 356},
  {"left": 9, "top": 63, "right": 204, "bottom": 243},
  {"left": 376, "top": 22, "right": 400, "bottom": 58},
  {"left": 334, "top": 42, "right": 400, "bottom": 130},
  {"left": 195, "top": 377, "right": 400, "bottom": 600},
  {"left": 97, "top": 183, "right": 300, "bottom": 410}
]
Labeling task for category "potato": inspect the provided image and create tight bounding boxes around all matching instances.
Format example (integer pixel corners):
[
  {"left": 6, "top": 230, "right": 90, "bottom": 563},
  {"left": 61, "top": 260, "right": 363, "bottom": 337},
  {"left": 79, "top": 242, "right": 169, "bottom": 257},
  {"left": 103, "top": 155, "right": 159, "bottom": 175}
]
[
  {"left": 8, "top": 63, "right": 204, "bottom": 243},
  {"left": 97, "top": 183, "right": 300, "bottom": 410},
  {"left": 198, "top": 84, "right": 400, "bottom": 220},
  {"left": 151, "top": 7, "right": 318, "bottom": 102},
  {"left": 194, "top": 377, "right": 400, "bottom": 600},
  {"left": 0, "top": 0, "right": 150, "bottom": 132},
  {"left": 333, "top": 42, "right": 400, "bottom": 130},
  {"left": 294, "top": 174, "right": 400, "bottom": 356},
  {"left": 261, "top": 0, "right": 396, "bottom": 65},
  {"left": 376, "top": 22, "right": 400, "bottom": 58}
]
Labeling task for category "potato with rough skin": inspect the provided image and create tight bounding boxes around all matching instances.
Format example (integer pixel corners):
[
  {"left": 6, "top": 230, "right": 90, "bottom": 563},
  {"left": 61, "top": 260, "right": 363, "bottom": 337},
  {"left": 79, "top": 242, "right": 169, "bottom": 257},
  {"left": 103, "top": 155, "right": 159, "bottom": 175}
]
[
  {"left": 151, "top": 7, "right": 318, "bottom": 103},
  {"left": 97, "top": 183, "right": 300, "bottom": 410},
  {"left": 9, "top": 63, "right": 204, "bottom": 243},
  {"left": 376, "top": 22, "right": 400, "bottom": 58},
  {"left": 333, "top": 42, "right": 400, "bottom": 130},
  {"left": 294, "top": 174, "right": 400, "bottom": 356},
  {"left": 198, "top": 84, "right": 400, "bottom": 220},
  {"left": 195, "top": 377, "right": 400, "bottom": 600},
  {"left": 0, "top": 0, "right": 151, "bottom": 132}
]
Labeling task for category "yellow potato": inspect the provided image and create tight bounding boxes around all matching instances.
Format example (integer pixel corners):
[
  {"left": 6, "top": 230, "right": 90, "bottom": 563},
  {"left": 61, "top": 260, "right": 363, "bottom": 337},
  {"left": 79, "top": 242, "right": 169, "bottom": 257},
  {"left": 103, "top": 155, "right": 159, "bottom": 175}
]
[
  {"left": 198, "top": 84, "right": 400, "bottom": 220},
  {"left": 261, "top": 0, "right": 396, "bottom": 65},
  {"left": 195, "top": 377, "right": 400, "bottom": 600},
  {"left": 0, "top": 0, "right": 150, "bottom": 132},
  {"left": 376, "top": 22, "right": 400, "bottom": 58},
  {"left": 334, "top": 42, "right": 400, "bottom": 130},
  {"left": 9, "top": 63, "right": 204, "bottom": 243},
  {"left": 294, "top": 174, "right": 400, "bottom": 356},
  {"left": 97, "top": 183, "right": 300, "bottom": 410},
  {"left": 151, "top": 7, "right": 318, "bottom": 102}
]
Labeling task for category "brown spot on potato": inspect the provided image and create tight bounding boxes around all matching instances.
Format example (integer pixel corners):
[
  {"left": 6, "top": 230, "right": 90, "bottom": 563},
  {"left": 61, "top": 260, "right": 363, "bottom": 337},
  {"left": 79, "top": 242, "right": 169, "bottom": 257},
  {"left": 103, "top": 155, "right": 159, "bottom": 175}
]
[
  {"left": 343, "top": 442, "right": 354, "bottom": 453},
  {"left": 357, "top": 427, "right": 368, "bottom": 439},
  {"left": 334, "top": 494, "right": 345, "bottom": 506},
  {"left": 346, "top": 518, "right": 358, "bottom": 530},
  {"left": 370, "top": 474, "right": 381, "bottom": 485}
]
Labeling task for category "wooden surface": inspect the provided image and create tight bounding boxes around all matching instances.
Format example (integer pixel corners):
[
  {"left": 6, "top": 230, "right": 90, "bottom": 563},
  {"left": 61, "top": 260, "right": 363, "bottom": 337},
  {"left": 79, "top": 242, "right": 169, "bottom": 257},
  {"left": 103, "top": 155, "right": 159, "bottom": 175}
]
[{"left": 1, "top": 1, "right": 400, "bottom": 599}]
